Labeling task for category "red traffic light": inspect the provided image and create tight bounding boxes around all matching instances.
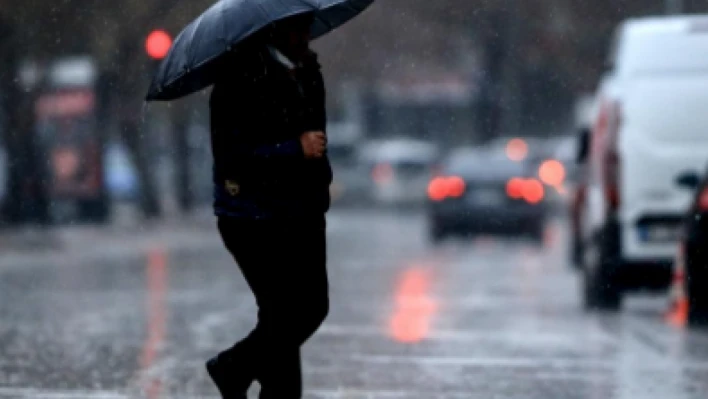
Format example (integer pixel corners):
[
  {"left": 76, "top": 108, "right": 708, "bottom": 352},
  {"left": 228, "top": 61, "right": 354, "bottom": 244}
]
[{"left": 146, "top": 30, "right": 172, "bottom": 60}]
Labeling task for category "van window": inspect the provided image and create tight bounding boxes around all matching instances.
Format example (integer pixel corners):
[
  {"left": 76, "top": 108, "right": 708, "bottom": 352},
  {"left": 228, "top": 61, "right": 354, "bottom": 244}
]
[{"left": 619, "top": 30, "right": 708, "bottom": 74}]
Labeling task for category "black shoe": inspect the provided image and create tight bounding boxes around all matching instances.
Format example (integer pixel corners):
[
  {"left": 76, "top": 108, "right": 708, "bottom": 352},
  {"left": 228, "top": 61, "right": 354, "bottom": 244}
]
[{"left": 206, "top": 354, "right": 248, "bottom": 399}]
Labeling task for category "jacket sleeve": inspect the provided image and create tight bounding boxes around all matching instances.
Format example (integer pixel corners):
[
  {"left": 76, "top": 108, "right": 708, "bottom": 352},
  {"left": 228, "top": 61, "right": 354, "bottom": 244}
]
[
  {"left": 247, "top": 138, "right": 303, "bottom": 159},
  {"left": 298, "top": 51, "right": 327, "bottom": 132}
]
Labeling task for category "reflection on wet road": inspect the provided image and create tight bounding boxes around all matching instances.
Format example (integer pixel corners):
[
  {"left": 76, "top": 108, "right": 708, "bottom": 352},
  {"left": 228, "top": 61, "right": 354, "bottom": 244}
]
[{"left": 1, "top": 209, "right": 708, "bottom": 398}]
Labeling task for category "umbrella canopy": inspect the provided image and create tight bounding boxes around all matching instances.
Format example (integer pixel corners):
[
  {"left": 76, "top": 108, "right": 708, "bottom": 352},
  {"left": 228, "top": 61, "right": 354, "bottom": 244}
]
[{"left": 146, "top": 0, "right": 374, "bottom": 101}]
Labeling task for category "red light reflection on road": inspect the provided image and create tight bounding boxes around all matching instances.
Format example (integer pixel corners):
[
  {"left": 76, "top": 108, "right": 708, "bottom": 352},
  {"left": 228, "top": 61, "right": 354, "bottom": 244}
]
[
  {"left": 139, "top": 247, "right": 168, "bottom": 399},
  {"left": 389, "top": 268, "right": 437, "bottom": 343}
]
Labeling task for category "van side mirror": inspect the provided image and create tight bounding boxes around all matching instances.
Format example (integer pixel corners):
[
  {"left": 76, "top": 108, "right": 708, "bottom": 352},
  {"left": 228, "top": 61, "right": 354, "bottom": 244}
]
[
  {"left": 576, "top": 129, "right": 590, "bottom": 164},
  {"left": 676, "top": 171, "right": 701, "bottom": 189}
]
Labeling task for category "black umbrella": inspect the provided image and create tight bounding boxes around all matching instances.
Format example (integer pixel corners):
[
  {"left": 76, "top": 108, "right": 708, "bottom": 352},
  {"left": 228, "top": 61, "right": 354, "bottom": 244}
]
[{"left": 146, "top": 0, "right": 374, "bottom": 101}]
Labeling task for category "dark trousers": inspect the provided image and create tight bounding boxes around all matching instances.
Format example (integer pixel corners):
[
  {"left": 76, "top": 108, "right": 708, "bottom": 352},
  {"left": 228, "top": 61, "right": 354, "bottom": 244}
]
[{"left": 217, "top": 216, "right": 329, "bottom": 399}]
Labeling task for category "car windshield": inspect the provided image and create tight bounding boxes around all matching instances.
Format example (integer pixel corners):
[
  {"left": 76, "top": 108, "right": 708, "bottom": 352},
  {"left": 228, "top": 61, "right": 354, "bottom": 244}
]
[{"left": 444, "top": 152, "right": 529, "bottom": 180}]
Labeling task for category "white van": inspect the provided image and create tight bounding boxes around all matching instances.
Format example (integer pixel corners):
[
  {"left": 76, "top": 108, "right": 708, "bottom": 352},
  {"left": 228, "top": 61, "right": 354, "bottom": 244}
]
[{"left": 581, "top": 15, "right": 708, "bottom": 310}]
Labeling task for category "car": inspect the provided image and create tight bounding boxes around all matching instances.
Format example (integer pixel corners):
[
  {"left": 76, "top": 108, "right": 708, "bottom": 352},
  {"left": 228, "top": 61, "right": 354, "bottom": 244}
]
[
  {"left": 359, "top": 138, "right": 440, "bottom": 206},
  {"left": 427, "top": 148, "right": 547, "bottom": 243},
  {"left": 580, "top": 15, "right": 708, "bottom": 310},
  {"left": 669, "top": 168, "right": 708, "bottom": 326},
  {"left": 328, "top": 140, "right": 370, "bottom": 206},
  {"left": 483, "top": 136, "right": 572, "bottom": 213}
]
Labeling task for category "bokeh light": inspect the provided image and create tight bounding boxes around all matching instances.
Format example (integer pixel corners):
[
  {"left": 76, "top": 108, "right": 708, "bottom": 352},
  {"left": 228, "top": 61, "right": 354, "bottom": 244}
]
[
  {"left": 447, "top": 176, "right": 466, "bottom": 198},
  {"left": 428, "top": 177, "right": 448, "bottom": 201},
  {"left": 522, "top": 179, "right": 544, "bottom": 204},
  {"left": 146, "top": 30, "right": 172, "bottom": 60},
  {"left": 506, "top": 138, "right": 528, "bottom": 162},
  {"left": 372, "top": 163, "right": 394, "bottom": 186},
  {"left": 506, "top": 177, "right": 525, "bottom": 199},
  {"left": 539, "top": 159, "right": 566, "bottom": 187}
]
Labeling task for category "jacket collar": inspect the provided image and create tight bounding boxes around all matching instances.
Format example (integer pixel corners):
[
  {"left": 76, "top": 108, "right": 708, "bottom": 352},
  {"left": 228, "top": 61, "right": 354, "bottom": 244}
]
[{"left": 268, "top": 46, "right": 297, "bottom": 70}]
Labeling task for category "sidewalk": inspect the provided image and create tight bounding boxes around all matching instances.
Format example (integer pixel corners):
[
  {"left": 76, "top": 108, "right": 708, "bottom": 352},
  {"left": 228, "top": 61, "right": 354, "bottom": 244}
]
[{"left": 0, "top": 206, "right": 221, "bottom": 268}]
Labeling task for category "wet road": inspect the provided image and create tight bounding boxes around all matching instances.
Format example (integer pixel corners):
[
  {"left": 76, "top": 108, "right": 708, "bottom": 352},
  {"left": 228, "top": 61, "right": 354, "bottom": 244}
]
[{"left": 1, "top": 209, "right": 708, "bottom": 398}]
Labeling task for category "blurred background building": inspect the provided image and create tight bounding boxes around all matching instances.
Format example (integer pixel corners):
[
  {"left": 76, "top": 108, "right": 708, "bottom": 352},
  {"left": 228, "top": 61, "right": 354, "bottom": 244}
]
[{"left": 1, "top": 0, "right": 708, "bottom": 225}]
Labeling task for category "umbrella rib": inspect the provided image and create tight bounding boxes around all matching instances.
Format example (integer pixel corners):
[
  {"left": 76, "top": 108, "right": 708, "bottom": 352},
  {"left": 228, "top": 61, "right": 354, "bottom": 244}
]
[
  {"left": 186, "top": 14, "right": 206, "bottom": 69},
  {"left": 248, "top": 0, "right": 271, "bottom": 24},
  {"left": 221, "top": 1, "right": 230, "bottom": 50}
]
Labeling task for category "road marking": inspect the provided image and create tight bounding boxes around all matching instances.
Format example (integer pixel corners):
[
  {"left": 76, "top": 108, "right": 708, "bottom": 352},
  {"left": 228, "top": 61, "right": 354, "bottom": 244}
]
[
  {"left": 0, "top": 388, "right": 128, "bottom": 399},
  {"left": 317, "top": 323, "right": 614, "bottom": 345},
  {"left": 306, "top": 388, "right": 476, "bottom": 398},
  {"left": 347, "top": 353, "right": 615, "bottom": 368}
]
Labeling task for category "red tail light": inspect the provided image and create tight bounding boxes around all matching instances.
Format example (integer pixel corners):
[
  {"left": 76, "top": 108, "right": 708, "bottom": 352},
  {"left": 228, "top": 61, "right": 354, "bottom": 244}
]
[
  {"left": 597, "top": 100, "right": 622, "bottom": 212},
  {"left": 605, "top": 150, "right": 621, "bottom": 210},
  {"left": 372, "top": 163, "right": 394, "bottom": 185},
  {"left": 698, "top": 187, "right": 708, "bottom": 211},
  {"left": 448, "top": 177, "right": 466, "bottom": 198},
  {"left": 428, "top": 177, "right": 448, "bottom": 201},
  {"left": 428, "top": 176, "right": 466, "bottom": 201},
  {"left": 539, "top": 159, "right": 566, "bottom": 187},
  {"left": 522, "top": 179, "right": 545, "bottom": 204},
  {"left": 506, "top": 178, "right": 524, "bottom": 199}
]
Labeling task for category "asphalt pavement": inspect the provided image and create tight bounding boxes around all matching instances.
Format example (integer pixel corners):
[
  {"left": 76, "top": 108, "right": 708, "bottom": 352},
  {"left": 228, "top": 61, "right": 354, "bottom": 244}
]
[{"left": 1, "top": 208, "right": 708, "bottom": 399}]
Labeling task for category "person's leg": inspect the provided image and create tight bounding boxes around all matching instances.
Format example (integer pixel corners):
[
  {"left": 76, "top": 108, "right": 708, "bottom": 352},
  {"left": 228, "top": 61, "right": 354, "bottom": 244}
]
[
  {"left": 215, "top": 217, "right": 329, "bottom": 399},
  {"left": 256, "top": 221, "right": 329, "bottom": 399},
  {"left": 207, "top": 218, "right": 266, "bottom": 398}
]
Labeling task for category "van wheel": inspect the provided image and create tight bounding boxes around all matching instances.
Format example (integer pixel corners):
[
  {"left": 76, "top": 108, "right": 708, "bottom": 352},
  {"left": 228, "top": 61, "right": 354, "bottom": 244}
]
[
  {"left": 571, "top": 233, "right": 584, "bottom": 269},
  {"left": 687, "top": 258, "right": 708, "bottom": 326},
  {"left": 688, "top": 296, "right": 708, "bottom": 327},
  {"left": 582, "top": 232, "right": 622, "bottom": 311}
]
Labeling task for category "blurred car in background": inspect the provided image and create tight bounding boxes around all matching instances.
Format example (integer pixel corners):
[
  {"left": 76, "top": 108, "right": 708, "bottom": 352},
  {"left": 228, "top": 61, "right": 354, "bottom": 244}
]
[
  {"left": 427, "top": 148, "right": 547, "bottom": 243},
  {"left": 328, "top": 139, "right": 370, "bottom": 206},
  {"left": 483, "top": 136, "right": 571, "bottom": 214},
  {"left": 360, "top": 138, "right": 440, "bottom": 206},
  {"left": 104, "top": 141, "right": 139, "bottom": 202},
  {"left": 580, "top": 15, "right": 708, "bottom": 310},
  {"left": 670, "top": 167, "right": 708, "bottom": 326}
]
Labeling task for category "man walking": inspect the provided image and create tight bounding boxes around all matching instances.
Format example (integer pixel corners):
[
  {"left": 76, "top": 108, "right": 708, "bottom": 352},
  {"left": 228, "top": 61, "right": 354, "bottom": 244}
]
[{"left": 206, "top": 12, "right": 331, "bottom": 399}]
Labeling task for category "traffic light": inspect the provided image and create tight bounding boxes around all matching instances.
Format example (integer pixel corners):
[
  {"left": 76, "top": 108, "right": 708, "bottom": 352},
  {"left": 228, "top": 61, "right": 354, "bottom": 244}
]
[{"left": 145, "top": 30, "right": 172, "bottom": 60}]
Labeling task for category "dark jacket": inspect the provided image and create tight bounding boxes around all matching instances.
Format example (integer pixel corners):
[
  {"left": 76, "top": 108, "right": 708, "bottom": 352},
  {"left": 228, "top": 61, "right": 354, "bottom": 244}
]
[{"left": 210, "top": 43, "right": 332, "bottom": 221}]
